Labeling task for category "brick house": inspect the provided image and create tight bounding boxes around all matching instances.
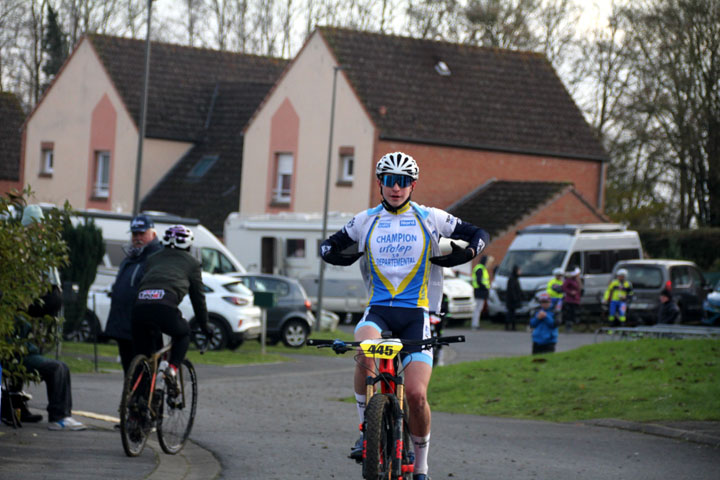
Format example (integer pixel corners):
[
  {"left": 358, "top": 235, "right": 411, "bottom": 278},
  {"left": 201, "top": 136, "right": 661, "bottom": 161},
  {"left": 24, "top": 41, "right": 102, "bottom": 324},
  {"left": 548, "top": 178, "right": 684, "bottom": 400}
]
[
  {"left": 20, "top": 34, "right": 286, "bottom": 234},
  {"left": 240, "top": 27, "right": 609, "bottom": 263},
  {"left": 0, "top": 92, "right": 25, "bottom": 194}
]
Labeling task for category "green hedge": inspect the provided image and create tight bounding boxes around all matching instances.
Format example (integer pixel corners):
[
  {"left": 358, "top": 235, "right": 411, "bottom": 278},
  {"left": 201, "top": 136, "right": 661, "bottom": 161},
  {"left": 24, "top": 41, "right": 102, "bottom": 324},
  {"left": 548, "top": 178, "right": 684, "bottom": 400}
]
[{"left": 637, "top": 228, "right": 720, "bottom": 271}]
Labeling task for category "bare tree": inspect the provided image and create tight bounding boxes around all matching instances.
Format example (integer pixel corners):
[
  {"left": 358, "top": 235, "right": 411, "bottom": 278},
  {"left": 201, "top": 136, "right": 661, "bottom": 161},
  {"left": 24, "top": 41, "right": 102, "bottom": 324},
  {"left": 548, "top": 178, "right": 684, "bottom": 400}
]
[{"left": 0, "top": 0, "right": 27, "bottom": 94}]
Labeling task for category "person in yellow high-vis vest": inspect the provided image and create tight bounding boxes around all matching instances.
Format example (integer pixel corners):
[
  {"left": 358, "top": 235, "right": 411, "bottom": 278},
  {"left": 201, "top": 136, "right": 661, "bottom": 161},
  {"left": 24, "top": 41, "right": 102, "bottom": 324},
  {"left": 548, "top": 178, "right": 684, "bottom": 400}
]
[
  {"left": 546, "top": 268, "right": 564, "bottom": 316},
  {"left": 471, "top": 256, "right": 493, "bottom": 329},
  {"left": 603, "top": 268, "right": 633, "bottom": 326}
]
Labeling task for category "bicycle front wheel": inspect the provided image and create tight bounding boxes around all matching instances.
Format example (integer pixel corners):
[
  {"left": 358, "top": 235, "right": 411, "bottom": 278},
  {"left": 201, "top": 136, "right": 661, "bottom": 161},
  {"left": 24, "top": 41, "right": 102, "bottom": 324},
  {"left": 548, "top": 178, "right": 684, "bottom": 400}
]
[
  {"left": 157, "top": 358, "right": 198, "bottom": 454},
  {"left": 363, "top": 394, "right": 395, "bottom": 480},
  {"left": 120, "top": 355, "right": 152, "bottom": 457}
]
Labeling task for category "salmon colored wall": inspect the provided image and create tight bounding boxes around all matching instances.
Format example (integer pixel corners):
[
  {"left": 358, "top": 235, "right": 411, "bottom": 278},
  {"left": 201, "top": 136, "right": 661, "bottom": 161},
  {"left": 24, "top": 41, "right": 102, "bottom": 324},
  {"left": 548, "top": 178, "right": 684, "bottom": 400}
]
[
  {"left": 86, "top": 94, "right": 117, "bottom": 210},
  {"left": 482, "top": 191, "right": 607, "bottom": 267},
  {"left": 265, "top": 98, "right": 299, "bottom": 213},
  {"left": 371, "top": 140, "right": 603, "bottom": 211}
]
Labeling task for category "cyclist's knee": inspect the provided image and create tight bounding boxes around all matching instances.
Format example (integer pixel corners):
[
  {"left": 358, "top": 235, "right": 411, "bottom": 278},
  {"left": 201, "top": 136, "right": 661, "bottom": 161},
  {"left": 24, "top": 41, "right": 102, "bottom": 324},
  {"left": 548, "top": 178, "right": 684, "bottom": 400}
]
[{"left": 405, "top": 385, "right": 428, "bottom": 409}]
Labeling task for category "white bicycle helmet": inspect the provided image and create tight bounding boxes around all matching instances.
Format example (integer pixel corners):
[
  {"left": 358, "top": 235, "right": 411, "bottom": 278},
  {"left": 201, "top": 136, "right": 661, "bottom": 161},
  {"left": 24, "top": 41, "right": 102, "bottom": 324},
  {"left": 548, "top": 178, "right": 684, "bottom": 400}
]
[
  {"left": 552, "top": 268, "right": 563, "bottom": 276},
  {"left": 163, "top": 224, "right": 194, "bottom": 249},
  {"left": 375, "top": 152, "right": 419, "bottom": 180},
  {"left": 617, "top": 268, "right": 628, "bottom": 277}
]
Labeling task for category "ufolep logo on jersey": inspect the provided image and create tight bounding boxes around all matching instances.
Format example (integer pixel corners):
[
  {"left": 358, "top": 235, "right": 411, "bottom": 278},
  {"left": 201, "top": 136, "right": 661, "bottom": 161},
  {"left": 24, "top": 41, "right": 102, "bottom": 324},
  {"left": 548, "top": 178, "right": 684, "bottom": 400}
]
[
  {"left": 138, "top": 289, "right": 165, "bottom": 300},
  {"left": 400, "top": 219, "right": 416, "bottom": 227},
  {"left": 378, "top": 221, "right": 391, "bottom": 229}
]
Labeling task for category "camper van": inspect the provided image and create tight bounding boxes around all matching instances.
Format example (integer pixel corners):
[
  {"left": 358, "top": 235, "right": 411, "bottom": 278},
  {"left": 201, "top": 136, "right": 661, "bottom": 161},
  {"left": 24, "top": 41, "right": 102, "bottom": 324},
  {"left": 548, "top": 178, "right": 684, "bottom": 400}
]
[
  {"left": 224, "top": 212, "right": 477, "bottom": 320},
  {"left": 487, "top": 224, "right": 643, "bottom": 316},
  {"left": 75, "top": 210, "right": 245, "bottom": 288}
]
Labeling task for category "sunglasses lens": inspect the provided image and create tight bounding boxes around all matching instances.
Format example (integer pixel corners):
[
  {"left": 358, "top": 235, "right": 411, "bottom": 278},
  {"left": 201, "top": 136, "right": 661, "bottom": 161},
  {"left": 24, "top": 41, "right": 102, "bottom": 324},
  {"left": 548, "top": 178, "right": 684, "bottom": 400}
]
[{"left": 382, "top": 174, "right": 412, "bottom": 187}]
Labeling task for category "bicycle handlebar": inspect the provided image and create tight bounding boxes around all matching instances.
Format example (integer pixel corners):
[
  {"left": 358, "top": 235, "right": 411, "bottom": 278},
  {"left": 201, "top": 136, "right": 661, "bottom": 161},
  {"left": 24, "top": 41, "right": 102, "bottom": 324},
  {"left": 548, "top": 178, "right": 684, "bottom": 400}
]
[{"left": 307, "top": 335, "right": 465, "bottom": 354}]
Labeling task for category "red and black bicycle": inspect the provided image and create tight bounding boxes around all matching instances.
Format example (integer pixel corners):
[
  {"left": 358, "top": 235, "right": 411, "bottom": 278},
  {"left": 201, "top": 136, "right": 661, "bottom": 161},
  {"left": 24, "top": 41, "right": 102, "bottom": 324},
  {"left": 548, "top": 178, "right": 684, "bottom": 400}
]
[{"left": 308, "top": 333, "right": 465, "bottom": 479}]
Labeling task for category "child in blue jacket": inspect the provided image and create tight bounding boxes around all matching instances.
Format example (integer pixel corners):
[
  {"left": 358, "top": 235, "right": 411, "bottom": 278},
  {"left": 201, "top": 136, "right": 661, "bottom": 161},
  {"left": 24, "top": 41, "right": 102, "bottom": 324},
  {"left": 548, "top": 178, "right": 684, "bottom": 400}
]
[{"left": 530, "top": 293, "right": 558, "bottom": 354}]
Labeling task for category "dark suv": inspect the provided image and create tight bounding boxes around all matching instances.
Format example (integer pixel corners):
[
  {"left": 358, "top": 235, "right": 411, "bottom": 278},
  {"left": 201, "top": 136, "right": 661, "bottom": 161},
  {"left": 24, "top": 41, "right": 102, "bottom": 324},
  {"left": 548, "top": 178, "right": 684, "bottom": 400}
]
[
  {"left": 611, "top": 260, "right": 710, "bottom": 324},
  {"left": 231, "top": 273, "right": 315, "bottom": 347}
]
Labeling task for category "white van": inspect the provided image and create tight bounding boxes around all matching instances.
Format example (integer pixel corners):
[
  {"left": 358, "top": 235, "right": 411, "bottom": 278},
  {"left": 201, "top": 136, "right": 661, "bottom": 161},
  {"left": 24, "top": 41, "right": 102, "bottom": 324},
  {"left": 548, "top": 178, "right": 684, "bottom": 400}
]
[
  {"left": 487, "top": 224, "right": 643, "bottom": 316},
  {"left": 76, "top": 209, "right": 245, "bottom": 288}
]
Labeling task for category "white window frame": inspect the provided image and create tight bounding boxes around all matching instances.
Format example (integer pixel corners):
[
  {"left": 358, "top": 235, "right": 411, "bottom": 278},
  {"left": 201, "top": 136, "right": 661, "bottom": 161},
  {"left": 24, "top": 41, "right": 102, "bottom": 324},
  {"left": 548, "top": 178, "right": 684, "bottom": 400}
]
[
  {"left": 340, "top": 153, "right": 354, "bottom": 182},
  {"left": 94, "top": 151, "right": 111, "bottom": 198},
  {"left": 41, "top": 148, "right": 54, "bottom": 174},
  {"left": 273, "top": 153, "right": 293, "bottom": 204}
]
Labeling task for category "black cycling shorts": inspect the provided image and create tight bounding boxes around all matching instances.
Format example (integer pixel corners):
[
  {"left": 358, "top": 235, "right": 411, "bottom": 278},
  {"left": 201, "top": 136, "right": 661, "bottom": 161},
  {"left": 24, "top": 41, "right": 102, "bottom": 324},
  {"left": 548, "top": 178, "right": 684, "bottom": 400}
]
[{"left": 355, "top": 305, "right": 432, "bottom": 367}]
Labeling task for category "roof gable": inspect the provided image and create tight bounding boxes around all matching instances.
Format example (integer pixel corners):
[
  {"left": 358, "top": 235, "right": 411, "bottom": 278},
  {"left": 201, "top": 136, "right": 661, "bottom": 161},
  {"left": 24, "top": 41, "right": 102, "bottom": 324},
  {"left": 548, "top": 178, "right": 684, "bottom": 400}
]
[
  {"left": 448, "top": 180, "right": 574, "bottom": 237},
  {"left": 0, "top": 92, "right": 24, "bottom": 181},
  {"left": 320, "top": 27, "right": 607, "bottom": 161},
  {"left": 88, "top": 34, "right": 287, "bottom": 142},
  {"left": 141, "top": 80, "right": 276, "bottom": 234}
]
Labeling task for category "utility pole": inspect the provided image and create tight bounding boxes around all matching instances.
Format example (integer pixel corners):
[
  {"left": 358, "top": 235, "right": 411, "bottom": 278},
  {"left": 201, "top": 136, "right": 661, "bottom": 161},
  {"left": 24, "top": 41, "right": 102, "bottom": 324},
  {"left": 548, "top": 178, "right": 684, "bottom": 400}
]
[{"left": 132, "top": 0, "right": 153, "bottom": 215}]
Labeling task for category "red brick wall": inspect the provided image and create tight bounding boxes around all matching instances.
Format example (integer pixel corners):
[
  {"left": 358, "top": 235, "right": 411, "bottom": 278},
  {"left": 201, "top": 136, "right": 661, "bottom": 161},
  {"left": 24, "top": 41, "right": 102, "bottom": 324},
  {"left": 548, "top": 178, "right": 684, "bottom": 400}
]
[
  {"left": 482, "top": 191, "right": 606, "bottom": 267},
  {"left": 371, "top": 140, "right": 604, "bottom": 211}
]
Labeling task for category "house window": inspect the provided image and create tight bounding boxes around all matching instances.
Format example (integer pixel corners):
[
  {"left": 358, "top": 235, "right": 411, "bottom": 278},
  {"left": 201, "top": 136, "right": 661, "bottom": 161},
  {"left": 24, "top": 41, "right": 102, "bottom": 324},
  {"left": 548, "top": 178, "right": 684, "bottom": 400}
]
[
  {"left": 337, "top": 147, "right": 354, "bottom": 186},
  {"left": 94, "top": 151, "right": 111, "bottom": 198},
  {"left": 340, "top": 154, "right": 354, "bottom": 182},
  {"left": 273, "top": 153, "right": 293, "bottom": 204},
  {"left": 40, "top": 143, "right": 54, "bottom": 176},
  {"left": 287, "top": 238, "right": 306, "bottom": 258},
  {"left": 188, "top": 155, "right": 218, "bottom": 179}
]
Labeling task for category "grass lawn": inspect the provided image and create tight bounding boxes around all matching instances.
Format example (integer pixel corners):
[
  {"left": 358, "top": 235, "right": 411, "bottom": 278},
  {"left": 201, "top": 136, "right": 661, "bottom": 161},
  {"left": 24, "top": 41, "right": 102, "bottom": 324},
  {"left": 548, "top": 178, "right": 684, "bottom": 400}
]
[
  {"left": 428, "top": 338, "right": 720, "bottom": 422},
  {"left": 59, "top": 328, "right": 356, "bottom": 373}
]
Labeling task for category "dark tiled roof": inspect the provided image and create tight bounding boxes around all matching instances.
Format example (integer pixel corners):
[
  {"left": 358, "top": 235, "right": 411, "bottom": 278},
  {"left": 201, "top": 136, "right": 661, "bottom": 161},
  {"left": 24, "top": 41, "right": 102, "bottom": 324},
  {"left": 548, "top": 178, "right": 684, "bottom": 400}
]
[
  {"left": 85, "top": 35, "right": 287, "bottom": 234},
  {"left": 141, "top": 81, "right": 277, "bottom": 235},
  {"left": 88, "top": 34, "right": 287, "bottom": 142},
  {"left": 320, "top": 27, "right": 607, "bottom": 161},
  {"left": 447, "top": 180, "right": 570, "bottom": 237},
  {"left": 0, "top": 92, "right": 24, "bottom": 180}
]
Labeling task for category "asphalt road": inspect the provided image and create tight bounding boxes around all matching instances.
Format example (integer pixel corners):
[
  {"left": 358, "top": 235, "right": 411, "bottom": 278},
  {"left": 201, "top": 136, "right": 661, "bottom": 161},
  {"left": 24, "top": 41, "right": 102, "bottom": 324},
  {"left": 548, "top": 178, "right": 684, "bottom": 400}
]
[{"left": 28, "top": 328, "right": 720, "bottom": 479}]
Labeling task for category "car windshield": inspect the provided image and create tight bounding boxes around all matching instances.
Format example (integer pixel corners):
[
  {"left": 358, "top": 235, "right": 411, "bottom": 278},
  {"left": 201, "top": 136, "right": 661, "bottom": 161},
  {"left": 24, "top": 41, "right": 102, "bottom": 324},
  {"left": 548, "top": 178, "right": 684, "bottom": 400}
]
[
  {"left": 497, "top": 250, "right": 566, "bottom": 277},
  {"left": 223, "top": 281, "right": 253, "bottom": 296},
  {"left": 624, "top": 265, "right": 663, "bottom": 289}
]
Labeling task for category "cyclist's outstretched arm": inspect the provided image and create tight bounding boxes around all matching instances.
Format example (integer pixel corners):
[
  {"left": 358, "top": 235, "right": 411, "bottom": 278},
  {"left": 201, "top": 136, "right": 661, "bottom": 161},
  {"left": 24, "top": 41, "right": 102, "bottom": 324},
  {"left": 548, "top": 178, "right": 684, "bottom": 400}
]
[
  {"left": 430, "top": 219, "right": 489, "bottom": 267},
  {"left": 320, "top": 228, "right": 363, "bottom": 266},
  {"left": 448, "top": 220, "right": 489, "bottom": 257}
]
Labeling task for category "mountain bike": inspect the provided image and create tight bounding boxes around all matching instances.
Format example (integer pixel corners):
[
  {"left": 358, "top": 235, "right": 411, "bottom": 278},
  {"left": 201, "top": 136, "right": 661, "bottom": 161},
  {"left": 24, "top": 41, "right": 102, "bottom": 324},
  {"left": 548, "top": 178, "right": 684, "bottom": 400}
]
[
  {"left": 307, "top": 333, "right": 465, "bottom": 479},
  {"left": 119, "top": 340, "right": 199, "bottom": 457}
]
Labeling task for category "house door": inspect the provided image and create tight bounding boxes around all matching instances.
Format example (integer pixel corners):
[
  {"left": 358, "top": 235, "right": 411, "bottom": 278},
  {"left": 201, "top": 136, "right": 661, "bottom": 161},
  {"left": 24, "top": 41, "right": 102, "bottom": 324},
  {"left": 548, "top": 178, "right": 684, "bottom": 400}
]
[{"left": 261, "top": 237, "right": 277, "bottom": 274}]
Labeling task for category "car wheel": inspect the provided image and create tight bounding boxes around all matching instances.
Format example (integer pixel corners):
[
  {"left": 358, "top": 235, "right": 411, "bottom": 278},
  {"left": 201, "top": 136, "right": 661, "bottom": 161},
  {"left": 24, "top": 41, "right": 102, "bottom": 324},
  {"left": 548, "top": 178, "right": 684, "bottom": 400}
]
[
  {"left": 195, "top": 316, "right": 229, "bottom": 351},
  {"left": 281, "top": 319, "right": 309, "bottom": 348}
]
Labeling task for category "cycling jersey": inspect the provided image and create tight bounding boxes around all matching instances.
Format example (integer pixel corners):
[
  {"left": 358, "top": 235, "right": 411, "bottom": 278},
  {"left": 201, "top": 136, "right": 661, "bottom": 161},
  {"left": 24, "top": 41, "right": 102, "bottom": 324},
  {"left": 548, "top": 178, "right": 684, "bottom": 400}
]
[{"left": 322, "top": 201, "right": 487, "bottom": 313}]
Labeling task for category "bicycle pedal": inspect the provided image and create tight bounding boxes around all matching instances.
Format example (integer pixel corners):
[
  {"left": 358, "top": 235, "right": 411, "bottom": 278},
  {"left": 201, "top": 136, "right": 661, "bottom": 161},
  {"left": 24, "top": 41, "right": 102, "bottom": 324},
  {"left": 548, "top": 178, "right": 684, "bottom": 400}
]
[{"left": 348, "top": 454, "right": 363, "bottom": 464}]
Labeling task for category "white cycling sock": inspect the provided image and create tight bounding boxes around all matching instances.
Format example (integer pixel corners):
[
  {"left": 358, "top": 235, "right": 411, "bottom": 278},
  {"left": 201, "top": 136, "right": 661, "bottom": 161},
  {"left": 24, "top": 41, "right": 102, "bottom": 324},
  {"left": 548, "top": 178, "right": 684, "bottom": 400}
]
[
  {"left": 355, "top": 393, "right": 366, "bottom": 424},
  {"left": 411, "top": 432, "right": 431, "bottom": 474}
]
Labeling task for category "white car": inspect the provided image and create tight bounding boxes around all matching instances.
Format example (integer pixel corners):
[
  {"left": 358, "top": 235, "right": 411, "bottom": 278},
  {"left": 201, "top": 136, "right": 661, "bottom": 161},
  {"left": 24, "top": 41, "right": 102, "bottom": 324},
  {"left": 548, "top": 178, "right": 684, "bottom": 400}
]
[
  {"left": 442, "top": 268, "right": 476, "bottom": 323},
  {"left": 83, "top": 272, "right": 262, "bottom": 350}
]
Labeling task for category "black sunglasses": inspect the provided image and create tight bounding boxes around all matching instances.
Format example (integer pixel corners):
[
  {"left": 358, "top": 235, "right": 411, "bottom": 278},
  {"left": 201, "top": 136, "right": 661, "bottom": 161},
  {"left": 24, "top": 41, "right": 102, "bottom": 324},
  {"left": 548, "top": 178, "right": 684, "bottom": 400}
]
[{"left": 381, "top": 174, "right": 414, "bottom": 188}]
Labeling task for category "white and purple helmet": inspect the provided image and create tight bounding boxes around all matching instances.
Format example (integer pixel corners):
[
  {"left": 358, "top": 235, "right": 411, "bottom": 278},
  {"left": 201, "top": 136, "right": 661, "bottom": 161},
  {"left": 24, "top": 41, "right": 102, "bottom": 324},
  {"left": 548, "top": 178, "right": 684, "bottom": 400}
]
[
  {"left": 163, "top": 225, "right": 194, "bottom": 249},
  {"left": 375, "top": 152, "right": 419, "bottom": 180}
]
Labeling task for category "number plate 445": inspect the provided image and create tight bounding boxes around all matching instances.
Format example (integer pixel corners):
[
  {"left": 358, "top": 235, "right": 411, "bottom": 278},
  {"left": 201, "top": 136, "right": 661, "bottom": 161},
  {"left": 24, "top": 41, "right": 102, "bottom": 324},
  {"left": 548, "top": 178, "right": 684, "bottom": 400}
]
[{"left": 360, "top": 339, "right": 403, "bottom": 359}]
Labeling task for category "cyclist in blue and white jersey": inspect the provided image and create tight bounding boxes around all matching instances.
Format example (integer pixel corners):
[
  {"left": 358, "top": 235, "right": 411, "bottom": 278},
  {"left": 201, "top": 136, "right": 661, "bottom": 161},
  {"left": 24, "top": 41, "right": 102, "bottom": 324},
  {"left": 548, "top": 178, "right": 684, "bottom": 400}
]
[{"left": 321, "top": 152, "right": 489, "bottom": 480}]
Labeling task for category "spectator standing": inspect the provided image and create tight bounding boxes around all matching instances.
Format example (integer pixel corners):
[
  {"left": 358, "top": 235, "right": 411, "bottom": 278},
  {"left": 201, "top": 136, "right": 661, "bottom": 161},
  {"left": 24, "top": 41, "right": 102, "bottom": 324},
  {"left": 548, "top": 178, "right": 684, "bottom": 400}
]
[
  {"left": 657, "top": 289, "right": 680, "bottom": 324},
  {"left": 530, "top": 292, "right": 558, "bottom": 354},
  {"left": 603, "top": 268, "right": 633, "bottom": 326},
  {"left": 470, "top": 255, "right": 493, "bottom": 330},
  {"left": 505, "top": 265, "right": 522, "bottom": 331},
  {"left": 562, "top": 267, "right": 582, "bottom": 332},
  {"left": 546, "top": 268, "right": 564, "bottom": 319},
  {"left": 105, "top": 214, "right": 162, "bottom": 373}
]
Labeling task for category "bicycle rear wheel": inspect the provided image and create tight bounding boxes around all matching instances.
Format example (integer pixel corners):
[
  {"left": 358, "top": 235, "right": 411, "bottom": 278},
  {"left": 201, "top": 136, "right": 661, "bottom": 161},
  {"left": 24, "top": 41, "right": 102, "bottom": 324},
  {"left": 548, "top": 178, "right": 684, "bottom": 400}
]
[
  {"left": 120, "top": 355, "right": 152, "bottom": 457},
  {"left": 157, "top": 358, "right": 198, "bottom": 454},
  {"left": 363, "top": 394, "right": 395, "bottom": 480}
]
